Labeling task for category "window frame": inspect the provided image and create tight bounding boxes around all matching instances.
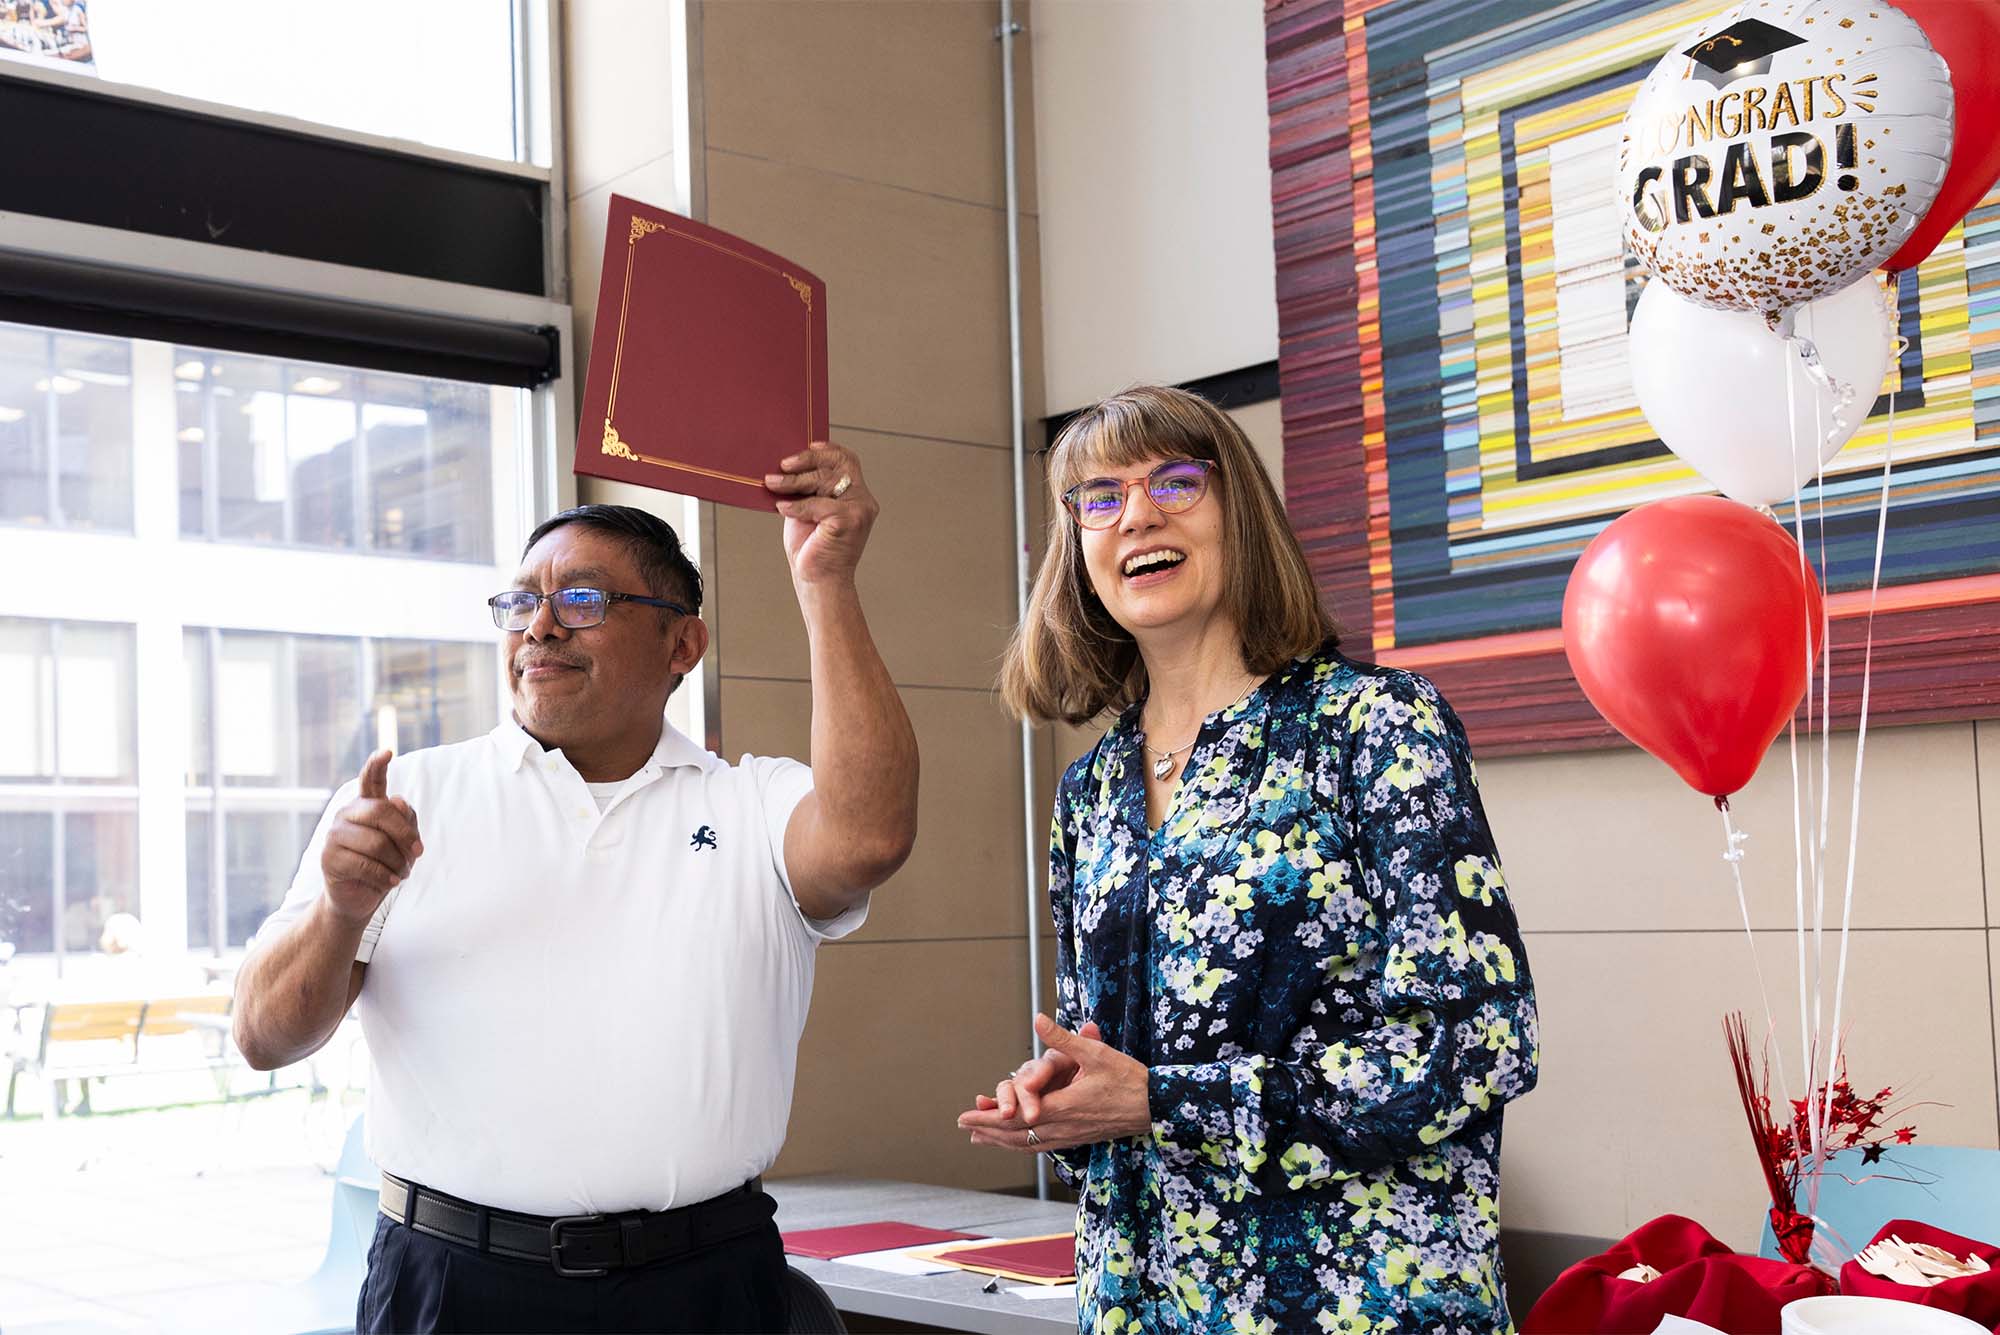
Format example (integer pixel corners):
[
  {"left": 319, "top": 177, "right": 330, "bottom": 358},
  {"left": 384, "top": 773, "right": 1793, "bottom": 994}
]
[
  {"left": 0, "top": 323, "right": 136, "bottom": 534},
  {"left": 0, "top": 616, "right": 141, "bottom": 968},
  {"left": 173, "top": 352, "right": 508, "bottom": 565},
  {"left": 0, "top": 8, "right": 555, "bottom": 177},
  {"left": 0, "top": 0, "right": 561, "bottom": 306},
  {"left": 181, "top": 626, "right": 500, "bottom": 953}
]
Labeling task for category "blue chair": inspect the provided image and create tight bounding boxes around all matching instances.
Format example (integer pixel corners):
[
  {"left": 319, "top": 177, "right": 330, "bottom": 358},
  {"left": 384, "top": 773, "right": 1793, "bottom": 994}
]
[
  {"left": 302, "top": 1112, "right": 380, "bottom": 1324},
  {"left": 1757, "top": 1145, "right": 2000, "bottom": 1260},
  {"left": 137, "top": 1113, "right": 378, "bottom": 1335}
]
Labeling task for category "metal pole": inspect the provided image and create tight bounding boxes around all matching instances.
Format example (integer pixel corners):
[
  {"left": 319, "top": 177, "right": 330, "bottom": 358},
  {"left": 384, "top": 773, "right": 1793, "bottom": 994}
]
[{"left": 995, "top": 0, "right": 1047, "bottom": 1202}]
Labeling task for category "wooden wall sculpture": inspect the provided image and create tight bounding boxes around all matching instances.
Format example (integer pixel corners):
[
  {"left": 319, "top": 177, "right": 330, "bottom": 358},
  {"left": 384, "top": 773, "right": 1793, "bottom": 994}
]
[{"left": 1266, "top": 0, "right": 2000, "bottom": 754}]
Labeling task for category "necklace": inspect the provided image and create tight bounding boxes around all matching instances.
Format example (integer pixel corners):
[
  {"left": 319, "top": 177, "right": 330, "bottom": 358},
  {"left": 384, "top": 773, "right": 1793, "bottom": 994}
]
[
  {"left": 1142, "top": 734, "right": 1197, "bottom": 781},
  {"left": 1141, "top": 675, "right": 1261, "bottom": 780}
]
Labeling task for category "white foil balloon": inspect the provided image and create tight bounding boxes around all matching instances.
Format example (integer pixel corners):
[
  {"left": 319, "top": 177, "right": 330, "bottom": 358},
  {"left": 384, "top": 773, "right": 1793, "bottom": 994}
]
[
  {"left": 1619, "top": 0, "right": 1951, "bottom": 315},
  {"left": 1629, "top": 274, "right": 1892, "bottom": 506}
]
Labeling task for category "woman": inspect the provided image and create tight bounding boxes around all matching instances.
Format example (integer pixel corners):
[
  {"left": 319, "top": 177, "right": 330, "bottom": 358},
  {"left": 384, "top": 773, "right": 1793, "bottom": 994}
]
[{"left": 960, "top": 386, "right": 1538, "bottom": 1334}]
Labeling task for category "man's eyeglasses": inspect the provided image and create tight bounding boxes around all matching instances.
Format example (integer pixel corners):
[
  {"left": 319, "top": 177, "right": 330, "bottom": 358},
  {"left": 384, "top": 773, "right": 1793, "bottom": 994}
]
[
  {"left": 487, "top": 587, "right": 689, "bottom": 631},
  {"left": 1061, "top": 459, "right": 1216, "bottom": 530}
]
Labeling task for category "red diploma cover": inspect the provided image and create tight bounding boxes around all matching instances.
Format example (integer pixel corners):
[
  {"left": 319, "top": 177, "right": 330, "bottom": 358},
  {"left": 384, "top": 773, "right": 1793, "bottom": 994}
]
[
  {"left": 925, "top": 1234, "right": 1077, "bottom": 1283},
  {"left": 573, "top": 195, "right": 828, "bottom": 512},
  {"left": 780, "top": 1222, "right": 980, "bottom": 1261}
]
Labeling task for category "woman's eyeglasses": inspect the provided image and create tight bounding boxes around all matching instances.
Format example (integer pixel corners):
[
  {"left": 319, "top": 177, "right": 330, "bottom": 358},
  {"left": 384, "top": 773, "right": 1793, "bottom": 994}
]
[
  {"left": 487, "top": 587, "right": 689, "bottom": 631},
  {"left": 1061, "top": 459, "right": 1216, "bottom": 530}
]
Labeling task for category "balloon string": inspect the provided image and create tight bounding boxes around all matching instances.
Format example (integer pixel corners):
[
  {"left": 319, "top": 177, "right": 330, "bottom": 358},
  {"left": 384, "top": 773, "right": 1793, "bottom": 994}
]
[
  {"left": 1787, "top": 717, "right": 1811, "bottom": 1093},
  {"left": 1820, "top": 299, "right": 1906, "bottom": 1180},
  {"left": 1766, "top": 309, "right": 1862, "bottom": 461},
  {"left": 1782, "top": 357, "right": 1812, "bottom": 1108},
  {"left": 1718, "top": 801, "right": 1790, "bottom": 1112},
  {"left": 1810, "top": 329, "right": 1836, "bottom": 1208},
  {"left": 1781, "top": 322, "right": 1828, "bottom": 1193}
]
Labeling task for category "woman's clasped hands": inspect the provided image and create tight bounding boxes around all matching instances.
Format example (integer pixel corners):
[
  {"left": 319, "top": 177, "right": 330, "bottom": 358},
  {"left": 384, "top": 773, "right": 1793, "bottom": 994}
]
[{"left": 956, "top": 1013, "right": 1152, "bottom": 1153}]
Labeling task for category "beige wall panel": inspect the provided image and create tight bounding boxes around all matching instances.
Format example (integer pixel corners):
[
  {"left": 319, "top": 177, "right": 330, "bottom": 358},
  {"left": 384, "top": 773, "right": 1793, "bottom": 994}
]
[
  {"left": 563, "top": 1, "right": 676, "bottom": 199},
  {"left": 1032, "top": 0, "right": 1277, "bottom": 411},
  {"left": 1226, "top": 397, "right": 1284, "bottom": 498},
  {"left": 716, "top": 674, "right": 808, "bottom": 765},
  {"left": 1992, "top": 930, "right": 2000, "bottom": 1134},
  {"left": 710, "top": 503, "right": 799, "bottom": 682},
  {"left": 719, "top": 675, "right": 1033, "bottom": 944},
  {"left": 713, "top": 430, "right": 1018, "bottom": 690},
  {"left": 1503, "top": 928, "right": 1999, "bottom": 1250},
  {"left": 770, "top": 938, "right": 1043, "bottom": 1191},
  {"left": 702, "top": 0, "right": 1036, "bottom": 214},
  {"left": 1014, "top": 2, "right": 1040, "bottom": 222},
  {"left": 1477, "top": 724, "right": 1985, "bottom": 935},
  {"left": 1020, "top": 218, "right": 1048, "bottom": 426},
  {"left": 703, "top": 151, "right": 1014, "bottom": 447},
  {"left": 1053, "top": 720, "right": 1108, "bottom": 776},
  {"left": 569, "top": 156, "right": 680, "bottom": 387},
  {"left": 1981, "top": 721, "right": 1999, "bottom": 925}
]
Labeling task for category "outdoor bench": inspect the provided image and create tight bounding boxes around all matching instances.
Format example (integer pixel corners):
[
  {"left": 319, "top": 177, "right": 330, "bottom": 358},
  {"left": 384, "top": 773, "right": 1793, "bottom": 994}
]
[{"left": 3, "top": 994, "right": 240, "bottom": 1119}]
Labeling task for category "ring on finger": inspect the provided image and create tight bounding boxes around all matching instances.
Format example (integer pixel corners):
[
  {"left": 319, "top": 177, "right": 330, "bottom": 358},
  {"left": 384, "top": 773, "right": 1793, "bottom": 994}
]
[
  {"left": 831, "top": 475, "right": 852, "bottom": 498},
  {"left": 1025, "top": 1128, "right": 1043, "bottom": 1147}
]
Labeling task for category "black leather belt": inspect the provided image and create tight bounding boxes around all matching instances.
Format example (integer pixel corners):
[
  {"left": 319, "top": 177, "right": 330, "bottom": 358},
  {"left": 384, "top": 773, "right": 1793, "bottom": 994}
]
[{"left": 379, "top": 1171, "right": 773, "bottom": 1278}]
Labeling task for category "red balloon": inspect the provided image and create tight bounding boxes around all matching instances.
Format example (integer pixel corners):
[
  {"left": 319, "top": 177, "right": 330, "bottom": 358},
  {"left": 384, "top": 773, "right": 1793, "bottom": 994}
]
[
  {"left": 1884, "top": 0, "right": 2000, "bottom": 272},
  {"left": 1562, "top": 496, "right": 1824, "bottom": 801}
]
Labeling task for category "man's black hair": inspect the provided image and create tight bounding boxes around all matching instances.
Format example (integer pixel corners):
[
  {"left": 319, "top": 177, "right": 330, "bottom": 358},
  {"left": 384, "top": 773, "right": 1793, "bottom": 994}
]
[{"left": 522, "top": 504, "right": 704, "bottom": 614}]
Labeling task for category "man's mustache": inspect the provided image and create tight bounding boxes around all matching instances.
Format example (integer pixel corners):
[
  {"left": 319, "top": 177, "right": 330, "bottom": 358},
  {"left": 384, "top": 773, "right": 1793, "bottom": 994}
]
[{"left": 514, "top": 649, "right": 587, "bottom": 674}]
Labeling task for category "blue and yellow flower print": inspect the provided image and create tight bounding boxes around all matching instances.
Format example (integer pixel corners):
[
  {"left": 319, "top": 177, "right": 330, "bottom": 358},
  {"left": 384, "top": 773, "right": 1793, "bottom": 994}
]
[{"left": 1046, "top": 647, "right": 1539, "bottom": 1334}]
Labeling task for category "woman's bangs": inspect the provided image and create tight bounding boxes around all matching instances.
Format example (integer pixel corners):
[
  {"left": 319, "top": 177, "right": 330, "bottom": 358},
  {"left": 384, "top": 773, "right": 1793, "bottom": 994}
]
[{"left": 1049, "top": 400, "right": 1219, "bottom": 495}]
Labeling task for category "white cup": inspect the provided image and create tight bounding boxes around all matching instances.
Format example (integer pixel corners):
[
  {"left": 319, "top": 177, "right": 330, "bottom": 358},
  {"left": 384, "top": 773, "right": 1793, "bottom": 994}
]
[{"left": 1781, "top": 1295, "right": 1989, "bottom": 1334}]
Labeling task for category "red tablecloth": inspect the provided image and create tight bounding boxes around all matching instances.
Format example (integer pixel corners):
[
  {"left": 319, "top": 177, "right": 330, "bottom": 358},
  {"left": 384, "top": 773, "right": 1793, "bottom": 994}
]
[
  {"left": 1521, "top": 1213, "right": 1834, "bottom": 1334},
  {"left": 1838, "top": 1219, "right": 2000, "bottom": 1332}
]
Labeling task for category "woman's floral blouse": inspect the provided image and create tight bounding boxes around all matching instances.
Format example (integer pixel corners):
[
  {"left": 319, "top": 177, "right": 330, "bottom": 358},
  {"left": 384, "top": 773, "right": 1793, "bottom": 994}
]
[{"left": 1047, "top": 646, "right": 1538, "bottom": 1334}]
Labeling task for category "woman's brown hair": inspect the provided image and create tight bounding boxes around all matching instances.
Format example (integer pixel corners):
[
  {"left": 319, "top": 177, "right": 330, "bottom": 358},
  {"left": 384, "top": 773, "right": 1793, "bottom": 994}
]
[{"left": 1000, "top": 385, "right": 1337, "bottom": 725}]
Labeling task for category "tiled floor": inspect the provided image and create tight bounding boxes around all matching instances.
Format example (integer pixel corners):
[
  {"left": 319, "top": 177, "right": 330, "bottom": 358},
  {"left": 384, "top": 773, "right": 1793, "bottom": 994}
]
[{"left": 0, "top": 1088, "right": 360, "bottom": 1333}]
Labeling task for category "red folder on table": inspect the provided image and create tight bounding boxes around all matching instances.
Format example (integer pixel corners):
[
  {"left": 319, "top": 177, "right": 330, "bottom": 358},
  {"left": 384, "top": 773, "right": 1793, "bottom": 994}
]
[
  {"left": 921, "top": 1233, "right": 1076, "bottom": 1284},
  {"left": 781, "top": 1221, "right": 979, "bottom": 1260},
  {"left": 573, "top": 195, "right": 828, "bottom": 512}
]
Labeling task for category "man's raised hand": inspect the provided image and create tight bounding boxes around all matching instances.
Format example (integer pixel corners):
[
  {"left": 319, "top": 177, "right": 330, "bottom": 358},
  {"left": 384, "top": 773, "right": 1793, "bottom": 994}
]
[{"left": 320, "top": 749, "right": 423, "bottom": 926}]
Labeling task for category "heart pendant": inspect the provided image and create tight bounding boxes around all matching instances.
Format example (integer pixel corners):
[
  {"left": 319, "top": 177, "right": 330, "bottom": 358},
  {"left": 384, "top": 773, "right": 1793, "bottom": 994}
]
[{"left": 1152, "top": 755, "right": 1174, "bottom": 780}]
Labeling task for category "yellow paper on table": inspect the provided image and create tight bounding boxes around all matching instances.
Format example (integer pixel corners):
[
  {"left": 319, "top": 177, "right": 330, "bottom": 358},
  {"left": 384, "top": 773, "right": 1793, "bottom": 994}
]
[{"left": 911, "top": 1232, "right": 1076, "bottom": 1285}]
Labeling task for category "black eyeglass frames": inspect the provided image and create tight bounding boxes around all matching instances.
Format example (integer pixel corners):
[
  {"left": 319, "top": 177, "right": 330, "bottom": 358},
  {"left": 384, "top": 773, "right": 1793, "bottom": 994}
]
[{"left": 487, "top": 587, "right": 690, "bottom": 631}]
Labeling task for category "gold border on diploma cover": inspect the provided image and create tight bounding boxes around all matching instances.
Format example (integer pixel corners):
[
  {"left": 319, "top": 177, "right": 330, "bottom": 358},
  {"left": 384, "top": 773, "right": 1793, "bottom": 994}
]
[{"left": 598, "top": 217, "right": 817, "bottom": 489}]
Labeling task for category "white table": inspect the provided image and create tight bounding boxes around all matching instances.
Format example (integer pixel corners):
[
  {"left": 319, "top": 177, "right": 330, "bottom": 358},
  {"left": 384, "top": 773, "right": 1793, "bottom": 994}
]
[{"left": 769, "top": 1175, "right": 1080, "bottom": 1335}]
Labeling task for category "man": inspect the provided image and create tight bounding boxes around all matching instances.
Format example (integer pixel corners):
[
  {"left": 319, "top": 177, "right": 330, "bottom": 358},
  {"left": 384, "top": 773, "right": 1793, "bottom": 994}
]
[{"left": 233, "top": 444, "right": 918, "bottom": 1333}]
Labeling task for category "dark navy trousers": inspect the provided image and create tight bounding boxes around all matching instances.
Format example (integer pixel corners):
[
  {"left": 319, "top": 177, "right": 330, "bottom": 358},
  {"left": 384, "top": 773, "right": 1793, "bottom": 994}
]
[{"left": 356, "top": 1209, "right": 790, "bottom": 1334}]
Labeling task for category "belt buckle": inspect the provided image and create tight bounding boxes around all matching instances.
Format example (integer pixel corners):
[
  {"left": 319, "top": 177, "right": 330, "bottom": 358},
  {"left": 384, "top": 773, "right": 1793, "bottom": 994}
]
[{"left": 549, "top": 1216, "right": 612, "bottom": 1278}]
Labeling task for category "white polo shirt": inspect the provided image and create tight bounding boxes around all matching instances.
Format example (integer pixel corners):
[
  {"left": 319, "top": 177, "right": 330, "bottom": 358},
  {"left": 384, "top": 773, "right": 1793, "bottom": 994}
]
[{"left": 249, "top": 718, "right": 864, "bottom": 1216}]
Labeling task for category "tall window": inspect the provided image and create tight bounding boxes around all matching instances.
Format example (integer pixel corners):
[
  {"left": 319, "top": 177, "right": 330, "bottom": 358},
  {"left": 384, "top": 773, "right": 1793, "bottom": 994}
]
[
  {"left": 182, "top": 630, "right": 497, "bottom": 950},
  {"left": 0, "top": 617, "right": 138, "bottom": 959},
  {"left": 19, "top": 2, "right": 532, "bottom": 164},
  {"left": 0, "top": 327, "right": 527, "bottom": 972},
  {"left": 175, "top": 351, "right": 495, "bottom": 562},
  {"left": 0, "top": 324, "right": 132, "bottom": 531},
  {"left": 0, "top": 5, "right": 566, "bottom": 1314}
]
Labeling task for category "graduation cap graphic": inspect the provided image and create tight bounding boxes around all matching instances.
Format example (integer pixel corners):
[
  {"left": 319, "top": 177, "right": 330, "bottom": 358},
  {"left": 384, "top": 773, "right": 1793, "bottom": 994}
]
[{"left": 1683, "top": 16, "right": 1807, "bottom": 88}]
